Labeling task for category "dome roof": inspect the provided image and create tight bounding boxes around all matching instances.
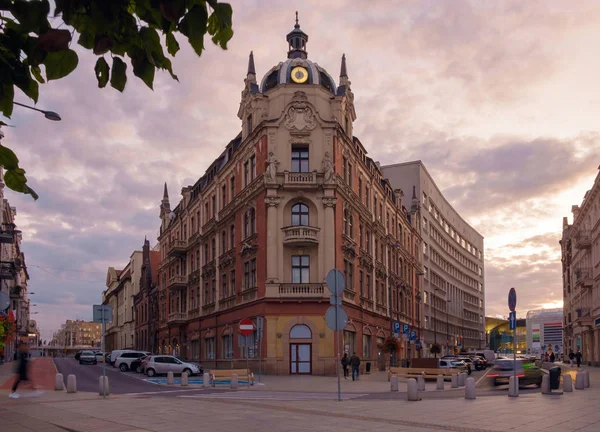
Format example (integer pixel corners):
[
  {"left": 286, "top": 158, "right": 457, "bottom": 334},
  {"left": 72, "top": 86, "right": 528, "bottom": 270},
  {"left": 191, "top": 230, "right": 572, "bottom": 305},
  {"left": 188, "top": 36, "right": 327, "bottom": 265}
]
[{"left": 260, "top": 58, "right": 337, "bottom": 94}]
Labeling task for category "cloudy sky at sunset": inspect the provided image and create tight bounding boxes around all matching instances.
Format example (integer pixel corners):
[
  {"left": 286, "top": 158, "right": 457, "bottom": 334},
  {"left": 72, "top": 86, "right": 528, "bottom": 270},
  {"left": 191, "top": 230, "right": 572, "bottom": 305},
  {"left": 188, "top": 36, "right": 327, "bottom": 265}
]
[{"left": 2, "top": 0, "right": 598, "bottom": 341}]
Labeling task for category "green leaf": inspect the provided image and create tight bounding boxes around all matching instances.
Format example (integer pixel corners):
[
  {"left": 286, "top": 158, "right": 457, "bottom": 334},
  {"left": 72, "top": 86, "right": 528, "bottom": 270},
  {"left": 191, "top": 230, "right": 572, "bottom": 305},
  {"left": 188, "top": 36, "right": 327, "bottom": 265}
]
[
  {"left": 131, "top": 49, "right": 156, "bottom": 90},
  {"left": 31, "top": 65, "right": 45, "bottom": 84},
  {"left": 43, "top": 49, "right": 79, "bottom": 81},
  {"left": 11, "top": 0, "right": 51, "bottom": 33},
  {"left": 179, "top": 4, "right": 208, "bottom": 56},
  {"left": 4, "top": 168, "right": 38, "bottom": 201},
  {"left": 207, "top": 3, "right": 233, "bottom": 49},
  {"left": 0, "top": 145, "right": 20, "bottom": 171},
  {"left": 160, "top": 0, "right": 186, "bottom": 22},
  {"left": 36, "top": 29, "right": 72, "bottom": 52},
  {"left": 93, "top": 35, "right": 113, "bottom": 55},
  {"left": 0, "top": 82, "right": 14, "bottom": 118},
  {"left": 94, "top": 57, "right": 110, "bottom": 88},
  {"left": 110, "top": 57, "right": 127, "bottom": 92},
  {"left": 77, "top": 31, "right": 95, "bottom": 50},
  {"left": 140, "top": 27, "right": 163, "bottom": 64},
  {"left": 166, "top": 33, "right": 180, "bottom": 56}
]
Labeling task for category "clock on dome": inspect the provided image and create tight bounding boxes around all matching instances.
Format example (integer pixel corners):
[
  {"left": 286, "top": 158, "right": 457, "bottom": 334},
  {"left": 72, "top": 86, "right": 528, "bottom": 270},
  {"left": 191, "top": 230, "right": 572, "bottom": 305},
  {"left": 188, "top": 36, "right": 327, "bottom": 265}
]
[{"left": 291, "top": 66, "right": 308, "bottom": 83}]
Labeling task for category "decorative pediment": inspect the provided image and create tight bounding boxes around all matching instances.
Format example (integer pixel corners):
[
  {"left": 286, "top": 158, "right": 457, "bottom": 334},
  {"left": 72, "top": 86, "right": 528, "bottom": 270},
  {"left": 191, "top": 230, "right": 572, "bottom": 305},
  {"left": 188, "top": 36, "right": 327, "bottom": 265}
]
[{"left": 284, "top": 91, "right": 317, "bottom": 132}]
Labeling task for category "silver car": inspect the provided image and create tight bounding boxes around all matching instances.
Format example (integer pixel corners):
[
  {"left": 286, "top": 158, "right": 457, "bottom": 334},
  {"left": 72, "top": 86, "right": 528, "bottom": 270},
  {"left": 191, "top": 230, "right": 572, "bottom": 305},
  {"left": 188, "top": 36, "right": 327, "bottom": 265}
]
[{"left": 144, "top": 355, "right": 202, "bottom": 377}]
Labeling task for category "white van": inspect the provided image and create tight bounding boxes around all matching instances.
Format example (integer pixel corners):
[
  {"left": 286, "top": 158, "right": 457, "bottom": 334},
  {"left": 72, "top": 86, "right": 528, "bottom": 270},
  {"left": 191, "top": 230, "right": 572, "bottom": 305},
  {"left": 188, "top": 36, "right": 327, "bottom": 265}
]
[{"left": 475, "top": 350, "right": 496, "bottom": 365}]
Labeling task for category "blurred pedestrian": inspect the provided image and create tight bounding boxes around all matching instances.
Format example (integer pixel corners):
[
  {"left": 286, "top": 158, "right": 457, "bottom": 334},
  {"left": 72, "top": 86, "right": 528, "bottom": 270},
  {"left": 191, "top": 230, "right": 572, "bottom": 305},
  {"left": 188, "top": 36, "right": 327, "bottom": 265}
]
[
  {"left": 9, "top": 344, "right": 30, "bottom": 399},
  {"left": 341, "top": 353, "right": 349, "bottom": 379},
  {"left": 350, "top": 352, "right": 361, "bottom": 381},
  {"left": 576, "top": 350, "right": 582, "bottom": 368},
  {"left": 550, "top": 352, "right": 555, "bottom": 363},
  {"left": 569, "top": 350, "right": 575, "bottom": 367}
]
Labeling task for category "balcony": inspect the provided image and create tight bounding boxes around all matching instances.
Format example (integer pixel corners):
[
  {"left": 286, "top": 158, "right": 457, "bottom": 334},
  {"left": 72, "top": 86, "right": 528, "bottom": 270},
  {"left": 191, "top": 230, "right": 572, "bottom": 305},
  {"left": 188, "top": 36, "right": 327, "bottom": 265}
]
[
  {"left": 575, "top": 307, "right": 593, "bottom": 326},
  {"left": 167, "top": 275, "right": 188, "bottom": 290},
  {"left": 574, "top": 231, "right": 591, "bottom": 249},
  {"left": 283, "top": 171, "right": 318, "bottom": 186},
  {"left": 282, "top": 226, "right": 320, "bottom": 246},
  {"left": 267, "top": 283, "right": 325, "bottom": 299},
  {"left": 0, "top": 261, "right": 16, "bottom": 280},
  {"left": 0, "top": 224, "right": 15, "bottom": 244},
  {"left": 168, "top": 312, "right": 188, "bottom": 324},
  {"left": 575, "top": 268, "right": 593, "bottom": 288},
  {"left": 167, "top": 239, "right": 187, "bottom": 257},
  {"left": 187, "top": 231, "right": 201, "bottom": 248}
]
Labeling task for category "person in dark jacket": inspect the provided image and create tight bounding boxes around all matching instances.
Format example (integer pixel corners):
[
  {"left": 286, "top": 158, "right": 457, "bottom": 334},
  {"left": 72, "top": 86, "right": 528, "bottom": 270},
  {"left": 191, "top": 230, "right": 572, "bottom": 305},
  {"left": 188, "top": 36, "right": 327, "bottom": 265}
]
[
  {"left": 576, "top": 350, "right": 582, "bottom": 368},
  {"left": 569, "top": 350, "right": 575, "bottom": 367},
  {"left": 550, "top": 352, "right": 555, "bottom": 363},
  {"left": 9, "top": 344, "right": 30, "bottom": 399},
  {"left": 341, "top": 353, "right": 349, "bottom": 379},
  {"left": 350, "top": 352, "right": 361, "bottom": 381}
]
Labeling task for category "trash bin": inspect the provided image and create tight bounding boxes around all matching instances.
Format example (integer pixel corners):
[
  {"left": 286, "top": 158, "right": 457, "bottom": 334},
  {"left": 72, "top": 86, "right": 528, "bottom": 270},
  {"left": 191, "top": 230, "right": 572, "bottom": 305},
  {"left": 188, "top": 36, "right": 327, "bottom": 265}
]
[
  {"left": 549, "top": 366, "right": 561, "bottom": 390},
  {"left": 366, "top": 362, "right": 371, "bottom": 374}
]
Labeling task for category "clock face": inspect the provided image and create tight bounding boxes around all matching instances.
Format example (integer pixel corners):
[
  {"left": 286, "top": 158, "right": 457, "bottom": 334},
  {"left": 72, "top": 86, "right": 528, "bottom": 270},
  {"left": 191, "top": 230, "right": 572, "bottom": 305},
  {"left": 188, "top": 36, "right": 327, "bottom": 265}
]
[{"left": 291, "top": 66, "right": 309, "bottom": 84}]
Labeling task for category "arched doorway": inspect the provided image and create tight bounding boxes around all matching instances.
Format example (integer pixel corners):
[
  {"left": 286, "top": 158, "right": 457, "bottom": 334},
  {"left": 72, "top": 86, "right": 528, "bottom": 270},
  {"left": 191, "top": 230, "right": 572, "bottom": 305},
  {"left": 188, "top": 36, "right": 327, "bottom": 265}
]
[{"left": 289, "top": 324, "right": 312, "bottom": 374}]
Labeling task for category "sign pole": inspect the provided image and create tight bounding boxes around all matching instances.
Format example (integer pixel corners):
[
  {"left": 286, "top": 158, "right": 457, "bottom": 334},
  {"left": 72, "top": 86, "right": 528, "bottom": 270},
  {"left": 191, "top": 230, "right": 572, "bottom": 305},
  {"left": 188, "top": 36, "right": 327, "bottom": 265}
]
[
  {"left": 101, "top": 306, "right": 106, "bottom": 399},
  {"left": 246, "top": 335, "right": 250, "bottom": 388},
  {"left": 335, "top": 277, "right": 341, "bottom": 402}
]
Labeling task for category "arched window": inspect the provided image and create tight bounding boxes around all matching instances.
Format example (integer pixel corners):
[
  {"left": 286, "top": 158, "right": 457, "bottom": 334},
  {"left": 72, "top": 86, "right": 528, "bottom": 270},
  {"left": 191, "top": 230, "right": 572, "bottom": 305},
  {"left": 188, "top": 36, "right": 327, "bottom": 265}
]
[
  {"left": 291, "top": 203, "right": 309, "bottom": 226},
  {"left": 290, "top": 324, "right": 312, "bottom": 339},
  {"left": 344, "top": 209, "right": 353, "bottom": 238}
]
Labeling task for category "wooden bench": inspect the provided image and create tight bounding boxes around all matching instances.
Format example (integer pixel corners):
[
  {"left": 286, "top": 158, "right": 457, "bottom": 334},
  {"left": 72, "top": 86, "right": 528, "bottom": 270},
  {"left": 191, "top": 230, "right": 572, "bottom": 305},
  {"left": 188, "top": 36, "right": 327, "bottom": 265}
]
[
  {"left": 388, "top": 367, "right": 461, "bottom": 381},
  {"left": 210, "top": 369, "right": 254, "bottom": 386}
]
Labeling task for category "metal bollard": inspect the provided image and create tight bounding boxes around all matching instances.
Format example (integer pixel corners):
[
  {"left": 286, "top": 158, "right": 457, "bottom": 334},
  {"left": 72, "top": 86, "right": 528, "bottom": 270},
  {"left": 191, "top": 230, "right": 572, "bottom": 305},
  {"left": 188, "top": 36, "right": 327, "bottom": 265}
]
[
  {"left": 98, "top": 376, "right": 110, "bottom": 396},
  {"left": 55, "top": 373, "right": 64, "bottom": 391},
  {"left": 508, "top": 376, "right": 519, "bottom": 397},
  {"left": 181, "top": 372, "right": 188, "bottom": 386},
  {"left": 465, "top": 377, "right": 476, "bottom": 400},
  {"left": 575, "top": 372, "right": 585, "bottom": 390},
  {"left": 563, "top": 373, "right": 573, "bottom": 392},
  {"left": 203, "top": 372, "right": 210, "bottom": 388},
  {"left": 541, "top": 375, "right": 551, "bottom": 394},
  {"left": 66, "top": 374, "right": 77, "bottom": 393},
  {"left": 390, "top": 375, "right": 399, "bottom": 392},
  {"left": 458, "top": 372, "right": 466, "bottom": 387},
  {"left": 231, "top": 374, "right": 238, "bottom": 389},
  {"left": 451, "top": 374, "right": 458, "bottom": 388},
  {"left": 417, "top": 373, "right": 425, "bottom": 391},
  {"left": 167, "top": 371, "right": 174, "bottom": 385},
  {"left": 436, "top": 374, "right": 444, "bottom": 390},
  {"left": 406, "top": 378, "right": 419, "bottom": 401},
  {"left": 583, "top": 370, "right": 590, "bottom": 388}
]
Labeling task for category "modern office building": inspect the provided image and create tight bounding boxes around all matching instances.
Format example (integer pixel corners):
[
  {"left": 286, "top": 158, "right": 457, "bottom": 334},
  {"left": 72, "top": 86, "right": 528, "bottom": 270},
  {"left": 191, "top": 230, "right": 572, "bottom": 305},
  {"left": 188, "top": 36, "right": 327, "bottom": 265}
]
[
  {"left": 155, "top": 19, "right": 423, "bottom": 375},
  {"left": 485, "top": 316, "right": 527, "bottom": 354},
  {"left": 561, "top": 165, "right": 600, "bottom": 365},
  {"left": 526, "top": 308, "right": 563, "bottom": 356},
  {"left": 381, "top": 161, "right": 485, "bottom": 355}
]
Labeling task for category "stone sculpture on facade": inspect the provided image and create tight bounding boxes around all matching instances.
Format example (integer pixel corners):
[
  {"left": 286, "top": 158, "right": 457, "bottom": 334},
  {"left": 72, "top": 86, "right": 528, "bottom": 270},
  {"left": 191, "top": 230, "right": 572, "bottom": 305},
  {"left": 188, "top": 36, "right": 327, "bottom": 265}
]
[
  {"left": 322, "top": 151, "right": 335, "bottom": 184},
  {"left": 265, "top": 152, "right": 280, "bottom": 182}
]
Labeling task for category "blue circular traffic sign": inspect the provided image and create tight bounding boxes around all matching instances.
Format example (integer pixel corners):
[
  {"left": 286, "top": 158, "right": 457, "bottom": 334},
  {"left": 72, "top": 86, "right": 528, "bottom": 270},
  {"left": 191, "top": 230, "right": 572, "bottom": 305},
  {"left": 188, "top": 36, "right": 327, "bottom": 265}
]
[{"left": 508, "top": 288, "right": 517, "bottom": 312}]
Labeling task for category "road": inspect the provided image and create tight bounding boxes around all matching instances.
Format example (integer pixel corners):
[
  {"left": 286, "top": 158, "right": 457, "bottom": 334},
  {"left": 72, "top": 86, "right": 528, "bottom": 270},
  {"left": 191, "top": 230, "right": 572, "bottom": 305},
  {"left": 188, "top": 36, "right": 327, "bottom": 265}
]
[{"left": 53, "top": 357, "right": 174, "bottom": 394}]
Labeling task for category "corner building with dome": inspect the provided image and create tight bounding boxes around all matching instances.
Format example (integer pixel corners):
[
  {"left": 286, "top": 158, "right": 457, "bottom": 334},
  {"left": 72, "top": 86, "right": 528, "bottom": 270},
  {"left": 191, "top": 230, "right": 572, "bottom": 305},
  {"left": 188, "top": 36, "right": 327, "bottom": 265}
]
[{"left": 155, "top": 19, "right": 423, "bottom": 375}]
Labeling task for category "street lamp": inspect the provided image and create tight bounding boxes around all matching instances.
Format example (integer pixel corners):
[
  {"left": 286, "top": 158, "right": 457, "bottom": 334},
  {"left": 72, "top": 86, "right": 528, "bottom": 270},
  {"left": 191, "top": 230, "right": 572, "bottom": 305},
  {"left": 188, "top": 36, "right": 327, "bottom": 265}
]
[{"left": 13, "top": 101, "right": 61, "bottom": 121}]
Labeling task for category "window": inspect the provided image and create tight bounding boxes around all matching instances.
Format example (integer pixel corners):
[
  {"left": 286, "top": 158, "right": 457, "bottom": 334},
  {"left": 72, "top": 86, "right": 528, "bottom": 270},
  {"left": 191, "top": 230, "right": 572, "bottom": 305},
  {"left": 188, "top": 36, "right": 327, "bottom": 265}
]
[
  {"left": 221, "top": 230, "right": 226, "bottom": 254},
  {"left": 244, "top": 208, "right": 256, "bottom": 238},
  {"left": 241, "top": 331, "right": 258, "bottom": 358},
  {"left": 345, "top": 116, "right": 349, "bottom": 135},
  {"left": 230, "top": 176, "right": 235, "bottom": 199},
  {"left": 221, "top": 273, "right": 228, "bottom": 297},
  {"left": 343, "top": 330, "right": 356, "bottom": 354},
  {"left": 250, "top": 155, "right": 256, "bottom": 180},
  {"left": 212, "top": 195, "right": 216, "bottom": 217},
  {"left": 291, "top": 146, "right": 309, "bottom": 172},
  {"left": 291, "top": 203, "right": 309, "bottom": 226},
  {"left": 230, "top": 224, "right": 235, "bottom": 249},
  {"left": 203, "top": 282, "right": 209, "bottom": 305},
  {"left": 212, "top": 279, "right": 216, "bottom": 303},
  {"left": 344, "top": 259, "right": 354, "bottom": 292},
  {"left": 211, "top": 237, "right": 216, "bottom": 260},
  {"left": 204, "top": 243, "right": 209, "bottom": 264},
  {"left": 423, "top": 243, "right": 428, "bottom": 255},
  {"left": 244, "top": 161, "right": 249, "bottom": 186},
  {"left": 244, "top": 258, "right": 256, "bottom": 290},
  {"left": 191, "top": 340, "right": 200, "bottom": 361},
  {"left": 366, "top": 230, "right": 372, "bottom": 252},
  {"left": 222, "top": 334, "right": 233, "bottom": 359},
  {"left": 362, "top": 334, "right": 371, "bottom": 359},
  {"left": 365, "top": 187, "right": 370, "bottom": 210},
  {"left": 374, "top": 196, "right": 378, "bottom": 219},
  {"left": 359, "top": 178, "right": 363, "bottom": 199},
  {"left": 230, "top": 269, "right": 236, "bottom": 296},
  {"left": 292, "top": 255, "right": 310, "bottom": 283},
  {"left": 342, "top": 157, "right": 348, "bottom": 183},
  {"left": 366, "top": 274, "right": 372, "bottom": 299},
  {"left": 359, "top": 270, "right": 364, "bottom": 296},
  {"left": 343, "top": 209, "right": 353, "bottom": 238},
  {"left": 359, "top": 223, "right": 363, "bottom": 248},
  {"left": 247, "top": 114, "right": 252, "bottom": 134},
  {"left": 348, "top": 162, "right": 353, "bottom": 187},
  {"left": 221, "top": 185, "right": 227, "bottom": 209},
  {"left": 290, "top": 324, "right": 312, "bottom": 339},
  {"left": 204, "top": 202, "right": 209, "bottom": 221}
]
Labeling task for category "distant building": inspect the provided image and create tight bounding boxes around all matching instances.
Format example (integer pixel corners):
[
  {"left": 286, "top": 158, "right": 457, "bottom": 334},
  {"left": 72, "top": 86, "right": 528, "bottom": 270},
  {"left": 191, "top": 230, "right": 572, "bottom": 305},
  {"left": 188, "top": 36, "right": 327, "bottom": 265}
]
[
  {"left": 51, "top": 320, "right": 101, "bottom": 347},
  {"left": 561, "top": 165, "right": 600, "bottom": 365},
  {"left": 526, "top": 308, "right": 563, "bottom": 356},
  {"left": 133, "top": 238, "right": 161, "bottom": 353},
  {"left": 485, "top": 316, "right": 526, "bottom": 354}
]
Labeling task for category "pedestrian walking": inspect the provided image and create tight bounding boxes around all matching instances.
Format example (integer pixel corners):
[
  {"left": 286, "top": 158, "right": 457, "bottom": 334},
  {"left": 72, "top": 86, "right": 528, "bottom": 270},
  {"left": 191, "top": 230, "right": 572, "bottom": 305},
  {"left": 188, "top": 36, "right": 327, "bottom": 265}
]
[
  {"left": 569, "top": 350, "right": 575, "bottom": 367},
  {"left": 341, "top": 353, "right": 349, "bottom": 379},
  {"left": 350, "top": 352, "right": 361, "bottom": 381},
  {"left": 9, "top": 343, "right": 30, "bottom": 399},
  {"left": 550, "top": 352, "right": 555, "bottom": 363},
  {"left": 576, "top": 350, "right": 582, "bottom": 368}
]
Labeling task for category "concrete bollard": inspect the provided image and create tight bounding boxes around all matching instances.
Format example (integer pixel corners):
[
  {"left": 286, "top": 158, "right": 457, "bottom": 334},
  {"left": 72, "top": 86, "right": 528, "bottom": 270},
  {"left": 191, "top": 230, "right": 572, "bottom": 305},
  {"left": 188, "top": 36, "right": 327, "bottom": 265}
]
[
  {"left": 390, "top": 375, "right": 399, "bottom": 392},
  {"left": 66, "top": 374, "right": 77, "bottom": 393},
  {"left": 541, "top": 375, "right": 551, "bottom": 394},
  {"left": 436, "top": 374, "right": 444, "bottom": 390},
  {"left": 563, "top": 373, "right": 573, "bottom": 392},
  {"left": 465, "top": 377, "right": 476, "bottom": 400},
  {"left": 203, "top": 372, "right": 210, "bottom": 388},
  {"left": 98, "top": 376, "right": 110, "bottom": 396},
  {"left": 458, "top": 373, "right": 466, "bottom": 387},
  {"left": 406, "top": 378, "right": 419, "bottom": 401},
  {"left": 583, "top": 370, "right": 590, "bottom": 388},
  {"left": 451, "top": 374, "right": 458, "bottom": 388},
  {"left": 231, "top": 374, "right": 238, "bottom": 389},
  {"left": 181, "top": 372, "right": 188, "bottom": 387},
  {"left": 417, "top": 374, "right": 425, "bottom": 391},
  {"left": 508, "top": 376, "right": 519, "bottom": 397},
  {"left": 575, "top": 372, "right": 585, "bottom": 390},
  {"left": 55, "top": 373, "right": 64, "bottom": 391},
  {"left": 167, "top": 371, "right": 174, "bottom": 385}
]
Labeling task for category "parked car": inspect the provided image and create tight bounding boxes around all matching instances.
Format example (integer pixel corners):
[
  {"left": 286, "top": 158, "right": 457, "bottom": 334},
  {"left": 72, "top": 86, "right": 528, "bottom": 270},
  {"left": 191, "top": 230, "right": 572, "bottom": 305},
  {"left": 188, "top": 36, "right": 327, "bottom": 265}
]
[
  {"left": 487, "top": 359, "right": 543, "bottom": 387},
  {"left": 79, "top": 351, "right": 97, "bottom": 365},
  {"left": 475, "top": 350, "right": 496, "bottom": 366},
  {"left": 108, "top": 350, "right": 139, "bottom": 366},
  {"left": 115, "top": 351, "right": 151, "bottom": 372},
  {"left": 144, "top": 355, "right": 202, "bottom": 377},
  {"left": 438, "top": 359, "right": 468, "bottom": 372},
  {"left": 468, "top": 356, "right": 485, "bottom": 371},
  {"left": 93, "top": 352, "right": 106, "bottom": 363},
  {"left": 130, "top": 355, "right": 151, "bottom": 373},
  {"left": 74, "top": 351, "right": 82, "bottom": 361}
]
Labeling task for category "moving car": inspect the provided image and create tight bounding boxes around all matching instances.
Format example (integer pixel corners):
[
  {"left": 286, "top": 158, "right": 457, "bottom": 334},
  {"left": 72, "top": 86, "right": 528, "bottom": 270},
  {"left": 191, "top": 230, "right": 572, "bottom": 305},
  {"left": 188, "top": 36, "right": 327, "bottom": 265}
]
[
  {"left": 79, "top": 350, "right": 97, "bottom": 365},
  {"left": 144, "top": 355, "right": 202, "bottom": 377},
  {"left": 487, "top": 359, "right": 543, "bottom": 387},
  {"left": 438, "top": 359, "right": 468, "bottom": 372},
  {"left": 114, "top": 351, "right": 151, "bottom": 372}
]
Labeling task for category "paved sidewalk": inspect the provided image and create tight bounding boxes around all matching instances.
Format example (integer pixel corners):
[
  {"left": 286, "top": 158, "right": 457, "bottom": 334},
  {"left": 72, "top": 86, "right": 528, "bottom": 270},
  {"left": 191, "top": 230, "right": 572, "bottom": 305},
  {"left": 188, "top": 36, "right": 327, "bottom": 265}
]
[
  {"left": 0, "top": 357, "right": 58, "bottom": 391},
  {"left": 1, "top": 366, "right": 599, "bottom": 432}
]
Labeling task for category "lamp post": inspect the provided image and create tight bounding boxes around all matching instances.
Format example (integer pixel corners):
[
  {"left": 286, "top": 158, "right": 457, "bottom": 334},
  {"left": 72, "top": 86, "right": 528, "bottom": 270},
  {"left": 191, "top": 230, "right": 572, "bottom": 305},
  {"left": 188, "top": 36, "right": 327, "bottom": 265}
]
[
  {"left": 13, "top": 101, "right": 62, "bottom": 121},
  {"left": 446, "top": 300, "right": 451, "bottom": 356}
]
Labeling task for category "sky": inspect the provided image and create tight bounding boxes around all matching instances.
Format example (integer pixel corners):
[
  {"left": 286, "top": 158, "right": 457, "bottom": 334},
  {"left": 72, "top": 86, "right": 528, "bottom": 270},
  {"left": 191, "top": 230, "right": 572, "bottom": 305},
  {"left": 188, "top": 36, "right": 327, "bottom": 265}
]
[{"left": 1, "top": 0, "right": 599, "bottom": 341}]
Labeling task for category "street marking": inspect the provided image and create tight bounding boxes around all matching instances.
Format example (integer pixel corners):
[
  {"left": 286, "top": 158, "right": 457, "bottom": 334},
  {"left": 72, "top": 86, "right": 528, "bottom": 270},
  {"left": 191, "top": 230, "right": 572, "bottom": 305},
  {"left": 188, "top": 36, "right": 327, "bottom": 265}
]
[
  {"left": 123, "top": 389, "right": 205, "bottom": 396},
  {"left": 179, "top": 391, "right": 367, "bottom": 401}
]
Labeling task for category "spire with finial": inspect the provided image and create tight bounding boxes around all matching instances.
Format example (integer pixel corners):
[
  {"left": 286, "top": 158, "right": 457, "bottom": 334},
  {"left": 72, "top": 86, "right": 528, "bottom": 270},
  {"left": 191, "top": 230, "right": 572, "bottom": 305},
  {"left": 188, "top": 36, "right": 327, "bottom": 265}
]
[
  {"left": 163, "top": 182, "right": 169, "bottom": 200},
  {"left": 286, "top": 11, "right": 308, "bottom": 59},
  {"left": 247, "top": 51, "right": 256, "bottom": 76},
  {"left": 160, "top": 182, "right": 171, "bottom": 221},
  {"left": 340, "top": 53, "right": 348, "bottom": 78}
]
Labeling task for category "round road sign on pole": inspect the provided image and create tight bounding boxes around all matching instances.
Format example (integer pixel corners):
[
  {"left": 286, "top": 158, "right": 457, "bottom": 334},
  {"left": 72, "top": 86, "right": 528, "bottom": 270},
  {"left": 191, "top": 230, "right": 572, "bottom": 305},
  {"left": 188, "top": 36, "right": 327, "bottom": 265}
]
[
  {"left": 508, "top": 288, "right": 517, "bottom": 312},
  {"left": 239, "top": 318, "right": 255, "bottom": 336},
  {"left": 326, "top": 269, "right": 345, "bottom": 295},
  {"left": 325, "top": 306, "right": 348, "bottom": 331}
]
